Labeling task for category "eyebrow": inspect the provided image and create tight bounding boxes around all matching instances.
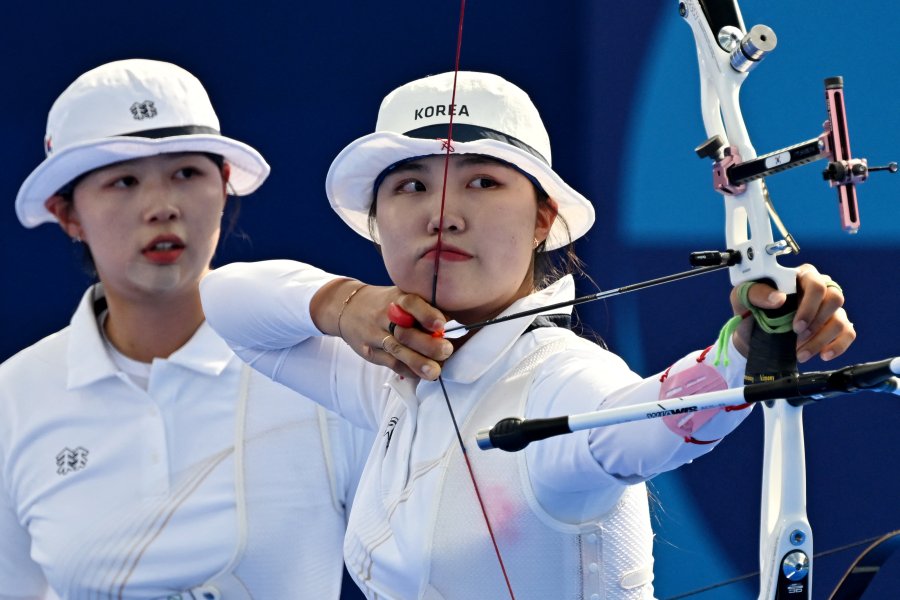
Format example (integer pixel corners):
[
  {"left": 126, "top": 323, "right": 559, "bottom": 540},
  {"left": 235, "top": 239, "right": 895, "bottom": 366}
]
[
  {"left": 385, "top": 161, "right": 427, "bottom": 177},
  {"left": 455, "top": 155, "right": 507, "bottom": 168},
  {"left": 394, "top": 154, "right": 507, "bottom": 172}
]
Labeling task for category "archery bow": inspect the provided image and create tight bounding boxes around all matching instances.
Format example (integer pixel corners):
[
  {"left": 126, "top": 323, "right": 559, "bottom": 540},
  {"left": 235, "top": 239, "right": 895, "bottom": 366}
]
[
  {"left": 678, "top": 2, "right": 894, "bottom": 597},
  {"left": 468, "top": 1, "right": 897, "bottom": 598},
  {"left": 680, "top": 3, "right": 812, "bottom": 598}
]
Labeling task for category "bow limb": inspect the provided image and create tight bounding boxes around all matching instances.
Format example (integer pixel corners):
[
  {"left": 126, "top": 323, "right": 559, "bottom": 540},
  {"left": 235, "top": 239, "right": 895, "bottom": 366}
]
[
  {"left": 683, "top": 2, "right": 809, "bottom": 598},
  {"left": 683, "top": 0, "right": 797, "bottom": 294}
]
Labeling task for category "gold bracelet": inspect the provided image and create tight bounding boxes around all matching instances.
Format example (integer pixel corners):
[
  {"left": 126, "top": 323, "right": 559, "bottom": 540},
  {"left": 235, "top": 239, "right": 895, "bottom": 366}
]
[{"left": 337, "top": 283, "right": 368, "bottom": 340}]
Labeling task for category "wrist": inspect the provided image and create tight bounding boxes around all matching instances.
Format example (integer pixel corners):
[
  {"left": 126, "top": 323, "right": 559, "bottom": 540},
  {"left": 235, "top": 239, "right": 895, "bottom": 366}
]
[{"left": 311, "top": 278, "right": 365, "bottom": 337}]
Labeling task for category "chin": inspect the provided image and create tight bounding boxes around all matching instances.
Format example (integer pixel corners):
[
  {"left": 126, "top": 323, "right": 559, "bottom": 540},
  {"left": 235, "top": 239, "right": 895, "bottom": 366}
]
[
  {"left": 126, "top": 265, "right": 196, "bottom": 297},
  {"left": 434, "top": 294, "right": 493, "bottom": 319}
]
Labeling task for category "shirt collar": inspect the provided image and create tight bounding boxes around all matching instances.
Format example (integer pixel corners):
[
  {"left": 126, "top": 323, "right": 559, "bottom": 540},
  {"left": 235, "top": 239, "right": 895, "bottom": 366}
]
[
  {"left": 165, "top": 320, "right": 234, "bottom": 375},
  {"left": 66, "top": 285, "right": 118, "bottom": 389},
  {"left": 66, "top": 284, "right": 235, "bottom": 390},
  {"left": 439, "top": 275, "right": 575, "bottom": 384}
]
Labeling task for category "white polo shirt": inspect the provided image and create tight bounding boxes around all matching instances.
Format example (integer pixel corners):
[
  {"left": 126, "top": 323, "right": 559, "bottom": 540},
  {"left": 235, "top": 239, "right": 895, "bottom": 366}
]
[
  {"left": 200, "top": 261, "right": 752, "bottom": 599},
  {"left": 0, "top": 284, "right": 373, "bottom": 600}
]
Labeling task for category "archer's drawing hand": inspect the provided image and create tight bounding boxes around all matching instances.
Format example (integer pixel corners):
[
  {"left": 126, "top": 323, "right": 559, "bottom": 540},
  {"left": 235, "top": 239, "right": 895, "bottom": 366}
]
[{"left": 312, "top": 279, "right": 453, "bottom": 380}]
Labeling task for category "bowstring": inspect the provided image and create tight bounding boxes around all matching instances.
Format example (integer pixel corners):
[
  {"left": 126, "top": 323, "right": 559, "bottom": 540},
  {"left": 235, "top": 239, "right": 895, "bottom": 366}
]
[{"left": 431, "top": 0, "right": 516, "bottom": 597}]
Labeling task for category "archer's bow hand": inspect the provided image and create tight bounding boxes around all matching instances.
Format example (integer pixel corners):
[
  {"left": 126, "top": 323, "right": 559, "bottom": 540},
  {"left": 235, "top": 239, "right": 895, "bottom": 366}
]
[
  {"left": 730, "top": 264, "right": 854, "bottom": 363},
  {"left": 311, "top": 279, "right": 452, "bottom": 380}
]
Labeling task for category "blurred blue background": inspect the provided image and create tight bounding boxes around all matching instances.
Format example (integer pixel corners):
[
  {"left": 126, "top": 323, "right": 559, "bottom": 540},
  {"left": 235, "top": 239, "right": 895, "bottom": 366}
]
[{"left": 1, "top": 1, "right": 897, "bottom": 598}]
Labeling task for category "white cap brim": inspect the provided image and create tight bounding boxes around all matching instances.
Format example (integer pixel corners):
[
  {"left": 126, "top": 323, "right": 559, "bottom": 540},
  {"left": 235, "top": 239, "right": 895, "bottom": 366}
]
[
  {"left": 16, "top": 133, "right": 270, "bottom": 228},
  {"left": 326, "top": 131, "right": 594, "bottom": 251}
]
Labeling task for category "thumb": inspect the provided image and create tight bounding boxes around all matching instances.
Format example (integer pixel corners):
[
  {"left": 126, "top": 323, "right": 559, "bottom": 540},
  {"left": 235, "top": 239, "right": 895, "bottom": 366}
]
[{"left": 745, "top": 283, "right": 787, "bottom": 310}]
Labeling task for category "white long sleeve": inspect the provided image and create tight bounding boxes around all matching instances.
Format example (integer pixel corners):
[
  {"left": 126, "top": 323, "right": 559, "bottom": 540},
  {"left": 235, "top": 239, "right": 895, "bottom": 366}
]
[
  {"left": 201, "top": 261, "right": 390, "bottom": 431},
  {"left": 201, "top": 259, "right": 338, "bottom": 352}
]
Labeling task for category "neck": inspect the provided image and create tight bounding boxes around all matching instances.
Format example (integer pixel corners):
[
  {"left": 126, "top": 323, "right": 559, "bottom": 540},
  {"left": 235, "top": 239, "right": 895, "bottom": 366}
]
[
  {"left": 102, "top": 288, "right": 206, "bottom": 363},
  {"left": 443, "top": 279, "right": 539, "bottom": 350}
]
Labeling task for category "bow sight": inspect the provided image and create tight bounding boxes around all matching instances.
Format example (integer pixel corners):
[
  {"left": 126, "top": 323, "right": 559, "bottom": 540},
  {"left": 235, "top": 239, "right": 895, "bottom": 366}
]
[{"left": 692, "top": 20, "right": 896, "bottom": 241}]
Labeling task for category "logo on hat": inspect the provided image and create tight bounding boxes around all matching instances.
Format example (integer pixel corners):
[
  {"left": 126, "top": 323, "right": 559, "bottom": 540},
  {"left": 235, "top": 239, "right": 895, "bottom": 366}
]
[
  {"left": 56, "top": 446, "right": 89, "bottom": 475},
  {"left": 413, "top": 104, "right": 469, "bottom": 121},
  {"left": 44, "top": 136, "right": 53, "bottom": 155},
  {"left": 130, "top": 100, "right": 158, "bottom": 120}
]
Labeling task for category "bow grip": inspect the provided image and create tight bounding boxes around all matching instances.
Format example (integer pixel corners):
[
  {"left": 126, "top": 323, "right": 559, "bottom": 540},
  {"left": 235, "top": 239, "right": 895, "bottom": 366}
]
[{"left": 745, "top": 279, "right": 799, "bottom": 384}]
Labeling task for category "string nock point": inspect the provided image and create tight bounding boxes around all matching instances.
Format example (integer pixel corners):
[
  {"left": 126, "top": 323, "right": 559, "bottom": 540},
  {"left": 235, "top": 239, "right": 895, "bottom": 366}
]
[{"left": 439, "top": 320, "right": 468, "bottom": 339}]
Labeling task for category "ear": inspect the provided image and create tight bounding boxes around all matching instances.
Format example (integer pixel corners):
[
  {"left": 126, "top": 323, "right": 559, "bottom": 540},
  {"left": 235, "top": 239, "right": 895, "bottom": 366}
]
[
  {"left": 534, "top": 197, "right": 559, "bottom": 245},
  {"left": 45, "top": 195, "right": 84, "bottom": 240},
  {"left": 221, "top": 162, "right": 232, "bottom": 193}
]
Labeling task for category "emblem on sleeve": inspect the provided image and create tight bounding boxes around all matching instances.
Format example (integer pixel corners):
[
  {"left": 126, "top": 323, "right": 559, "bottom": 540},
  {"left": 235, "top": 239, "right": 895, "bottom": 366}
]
[{"left": 56, "top": 446, "right": 89, "bottom": 475}]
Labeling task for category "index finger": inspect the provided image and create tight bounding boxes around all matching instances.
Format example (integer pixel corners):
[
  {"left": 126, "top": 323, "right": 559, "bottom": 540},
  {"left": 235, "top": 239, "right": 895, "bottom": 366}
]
[
  {"left": 793, "top": 266, "right": 825, "bottom": 328},
  {"left": 390, "top": 295, "right": 447, "bottom": 334}
]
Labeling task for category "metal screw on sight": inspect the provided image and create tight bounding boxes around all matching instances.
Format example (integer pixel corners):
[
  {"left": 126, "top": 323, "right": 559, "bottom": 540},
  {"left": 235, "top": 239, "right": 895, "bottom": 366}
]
[{"left": 766, "top": 240, "right": 792, "bottom": 256}]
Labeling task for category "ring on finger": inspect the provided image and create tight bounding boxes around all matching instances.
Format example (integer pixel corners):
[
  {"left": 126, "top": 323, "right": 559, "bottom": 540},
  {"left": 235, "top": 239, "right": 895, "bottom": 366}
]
[
  {"left": 388, "top": 322, "right": 397, "bottom": 335},
  {"left": 381, "top": 335, "right": 392, "bottom": 352}
]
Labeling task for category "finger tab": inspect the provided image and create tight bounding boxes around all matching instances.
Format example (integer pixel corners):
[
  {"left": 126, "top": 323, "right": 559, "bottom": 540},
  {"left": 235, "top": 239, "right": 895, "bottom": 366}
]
[{"left": 388, "top": 303, "right": 416, "bottom": 328}]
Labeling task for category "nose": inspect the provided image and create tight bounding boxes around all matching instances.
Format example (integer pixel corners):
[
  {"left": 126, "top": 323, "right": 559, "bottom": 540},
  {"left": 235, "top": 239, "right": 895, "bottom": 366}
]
[
  {"left": 143, "top": 186, "right": 181, "bottom": 223},
  {"left": 427, "top": 199, "right": 465, "bottom": 234}
]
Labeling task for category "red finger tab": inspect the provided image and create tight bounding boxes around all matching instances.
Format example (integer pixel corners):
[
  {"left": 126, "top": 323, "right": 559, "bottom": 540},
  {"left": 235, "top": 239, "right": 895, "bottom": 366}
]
[{"left": 387, "top": 303, "right": 416, "bottom": 328}]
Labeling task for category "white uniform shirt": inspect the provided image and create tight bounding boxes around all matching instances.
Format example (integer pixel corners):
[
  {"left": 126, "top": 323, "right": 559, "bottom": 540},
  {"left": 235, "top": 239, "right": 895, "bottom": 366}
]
[
  {"left": 0, "top": 285, "right": 372, "bottom": 600},
  {"left": 200, "top": 260, "right": 752, "bottom": 600}
]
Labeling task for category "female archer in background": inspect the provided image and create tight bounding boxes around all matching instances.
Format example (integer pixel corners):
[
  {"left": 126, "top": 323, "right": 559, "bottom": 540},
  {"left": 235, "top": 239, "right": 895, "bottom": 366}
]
[
  {"left": 0, "top": 59, "right": 370, "bottom": 599},
  {"left": 200, "top": 71, "right": 854, "bottom": 599}
]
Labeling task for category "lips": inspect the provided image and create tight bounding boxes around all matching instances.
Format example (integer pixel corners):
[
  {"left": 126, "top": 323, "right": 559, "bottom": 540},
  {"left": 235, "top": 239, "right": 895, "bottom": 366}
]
[
  {"left": 422, "top": 244, "right": 472, "bottom": 262},
  {"left": 142, "top": 235, "right": 185, "bottom": 265}
]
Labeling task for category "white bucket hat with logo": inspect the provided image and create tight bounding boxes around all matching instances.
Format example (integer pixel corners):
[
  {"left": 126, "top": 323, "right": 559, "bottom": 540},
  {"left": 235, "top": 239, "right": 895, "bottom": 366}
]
[
  {"left": 16, "top": 58, "right": 270, "bottom": 228},
  {"left": 326, "top": 71, "right": 595, "bottom": 251}
]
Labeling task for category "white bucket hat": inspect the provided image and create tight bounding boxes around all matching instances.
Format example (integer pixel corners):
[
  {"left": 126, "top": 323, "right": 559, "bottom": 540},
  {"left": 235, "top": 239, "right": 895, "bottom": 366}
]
[
  {"left": 16, "top": 58, "right": 270, "bottom": 228},
  {"left": 325, "top": 71, "right": 595, "bottom": 251}
]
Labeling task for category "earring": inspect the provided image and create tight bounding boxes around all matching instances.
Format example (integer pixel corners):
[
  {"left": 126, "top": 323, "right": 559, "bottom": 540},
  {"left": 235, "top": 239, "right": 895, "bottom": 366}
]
[
  {"left": 532, "top": 238, "right": 540, "bottom": 249},
  {"left": 72, "top": 236, "right": 82, "bottom": 244}
]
